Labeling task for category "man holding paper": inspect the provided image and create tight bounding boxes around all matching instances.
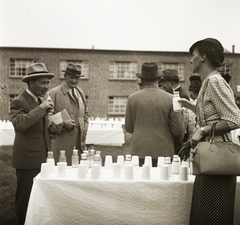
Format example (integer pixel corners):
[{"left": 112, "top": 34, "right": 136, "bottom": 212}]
[{"left": 49, "top": 62, "right": 89, "bottom": 166}]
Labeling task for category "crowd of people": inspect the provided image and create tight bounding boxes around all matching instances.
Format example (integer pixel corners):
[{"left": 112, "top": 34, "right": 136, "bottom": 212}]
[{"left": 10, "top": 37, "right": 240, "bottom": 225}]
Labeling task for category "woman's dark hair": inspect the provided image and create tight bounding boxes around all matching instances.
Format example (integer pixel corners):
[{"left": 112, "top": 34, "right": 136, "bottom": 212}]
[
  {"left": 196, "top": 45, "right": 222, "bottom": 68},
  {"left": 189, "top": 80, "right": 202, "bottom": 95}
]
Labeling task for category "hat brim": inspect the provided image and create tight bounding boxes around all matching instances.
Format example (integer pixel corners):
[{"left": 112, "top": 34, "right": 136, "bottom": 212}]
[
  {"left": 62, "top": 70, "right": 84, "bottom": 77},
  {"left": 161, "top": 77, "right": 179, "bottom": 81},
  {"left": 136, "top": 73, "right": 162, "bottom": 80},
  {"left": 22, "top": 73, "right": 55, "bottom": 83}
]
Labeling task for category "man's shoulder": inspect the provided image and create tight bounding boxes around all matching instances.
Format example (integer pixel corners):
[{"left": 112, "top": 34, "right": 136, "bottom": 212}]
[{"left": 49, "top": 84, "right": 63, "bottom": 93}]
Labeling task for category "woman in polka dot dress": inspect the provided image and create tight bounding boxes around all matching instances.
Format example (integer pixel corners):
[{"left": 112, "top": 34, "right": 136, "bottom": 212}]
[{"left": 181, "top": 38, "right": 240, "bottom": 224}]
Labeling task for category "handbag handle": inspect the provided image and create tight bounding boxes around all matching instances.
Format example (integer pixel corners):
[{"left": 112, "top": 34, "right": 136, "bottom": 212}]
[{"left": 208, "top": 122, "right": 232, "bottom": 144}]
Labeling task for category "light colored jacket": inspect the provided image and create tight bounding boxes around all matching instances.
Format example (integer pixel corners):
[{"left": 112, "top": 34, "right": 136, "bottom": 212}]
[{"left": 49, "top": 82, "right": 89, "bottom": 165}]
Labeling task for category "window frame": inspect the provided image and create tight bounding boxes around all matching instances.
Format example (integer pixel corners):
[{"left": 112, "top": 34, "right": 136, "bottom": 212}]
[
  {"left": 108, "top": 61, "right": 138, "bottom": 80},
  {"left": 108, "top": 96, "right": 128, "bottom": 115},
  {"left": 157, "top": 62, "right": 186, "bottom": 81},
  {"left": 9, "top": 58, "right": 35, "bottom": 78}
]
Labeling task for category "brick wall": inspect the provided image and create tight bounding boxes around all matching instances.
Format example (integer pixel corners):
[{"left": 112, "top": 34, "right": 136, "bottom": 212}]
[{"left": 1, "top": 47, "right": 240, "bottom": 120}]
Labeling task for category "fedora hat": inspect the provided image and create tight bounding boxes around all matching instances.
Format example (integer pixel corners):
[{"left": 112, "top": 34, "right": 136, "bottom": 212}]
[
  {"left": 136, "top": 62, "right": 161, "bottom": 80},
  {"left": 189, "top": 38, "right": 224, "bottom": 63},
  {"left": 161, "top": 69, "right": 179, "bottom": 81},
  {"left": 22, "top": 63, "right": 55, "bottom": 83},
  {"left": 62, "top": 62, "right": 84, "bottom": 77}
]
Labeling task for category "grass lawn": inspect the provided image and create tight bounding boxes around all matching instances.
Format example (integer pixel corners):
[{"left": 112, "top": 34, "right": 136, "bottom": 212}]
[
  {"left": 0, "top": 131, "right": 131, "bottom": 225},
  {"left": 0, "top": 145, "right": 17, "bottom": 225}
]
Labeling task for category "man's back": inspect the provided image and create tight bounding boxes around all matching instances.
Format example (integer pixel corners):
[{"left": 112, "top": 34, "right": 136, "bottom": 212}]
[{"left": 125, "top": 85, "right": 183, "bottom": 159}]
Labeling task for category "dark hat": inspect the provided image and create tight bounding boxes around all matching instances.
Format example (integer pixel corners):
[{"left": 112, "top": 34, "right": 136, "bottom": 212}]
[
  {"left": 189, "top": 38, "right": 224, "bottom": 63},
  {"left": 189, "top": 75, "right": 201, "bottom": 82},
  {"left": 161, "top": 69, "right": 179, "bottom": 81},
  {"left": 136, "top": 62, "right": 161, "bottom": 80},
  {"left": 22, "top": 63, "right": 55, "bottom": 83},
  {"left": 62, "top": 62, "right": 84, "bottom": 77}
]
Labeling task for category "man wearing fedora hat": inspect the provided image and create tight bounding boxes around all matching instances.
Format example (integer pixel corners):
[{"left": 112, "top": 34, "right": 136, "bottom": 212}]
[
  {"left": 125, "top": 62, "right": 183, "bottom": 167},
  {"left": 161, "top": 69, "right": 190, "bottom": 100},
  {"left": 49, "top": 62, "right": 88, "bottom": 166},
  {"left": 10, "top": 62, "right": 56, "bottom": 225},
  {"left": 161, "top": 69, "right": 191, "bottom": 149}
]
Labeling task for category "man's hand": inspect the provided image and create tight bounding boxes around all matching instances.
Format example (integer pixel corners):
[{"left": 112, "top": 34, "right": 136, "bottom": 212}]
[
  {"left": 48, "top": 122, "right": 57, "bottom": 134},
  {"left": 40, "top": 99, "right": 54, "bottom": 112},
  {"left": 64, "top": 119, "right": 76, "bottom": 130}
]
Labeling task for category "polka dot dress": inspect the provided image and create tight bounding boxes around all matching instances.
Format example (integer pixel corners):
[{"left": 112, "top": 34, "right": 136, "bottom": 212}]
[
  {"left": 190, "top": 73, "right": 240, "bottom": 224},
  {"left": 190, "top": 175, "right": 236, "bottom": 225}
]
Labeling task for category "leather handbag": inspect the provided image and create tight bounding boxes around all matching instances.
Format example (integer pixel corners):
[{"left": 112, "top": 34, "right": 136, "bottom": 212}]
[{"left": 189, "top": 123, "right": 240, "bottom": 176}]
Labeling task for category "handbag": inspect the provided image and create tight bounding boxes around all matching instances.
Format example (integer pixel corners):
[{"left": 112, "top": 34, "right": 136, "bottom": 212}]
[{"left": 189, "top": 123, "right": 240, "bottom": 175}]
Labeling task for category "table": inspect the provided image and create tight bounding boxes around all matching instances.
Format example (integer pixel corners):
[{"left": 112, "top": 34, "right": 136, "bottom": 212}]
[
  {"left": 0, "top": 126, "right": 125, "bottom": 147},
  {"left": 0, "top": 128, "right": 15, "bottom": 146},
  {"left": 25, "top": 168, "right": 240, "bottom": 225},
  {"left": 85, "top": 128, "right": 125, "bottom": 146}
]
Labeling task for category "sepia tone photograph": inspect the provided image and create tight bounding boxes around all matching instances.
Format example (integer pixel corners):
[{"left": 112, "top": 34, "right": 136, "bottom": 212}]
[{"left": 1, "top": 0, "right": 240, "bottom": 224}]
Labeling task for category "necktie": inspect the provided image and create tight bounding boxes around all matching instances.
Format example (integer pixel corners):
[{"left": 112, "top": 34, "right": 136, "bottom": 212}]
[
  {"left": 72, "top": 88, "right": 79, "bottom": 106},
  {"left": 38, "top": 97, "right": 42, "bottom": 105}
]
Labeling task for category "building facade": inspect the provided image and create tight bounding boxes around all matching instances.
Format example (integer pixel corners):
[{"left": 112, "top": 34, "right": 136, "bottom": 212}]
[{"left": 0, "top": 47, "right": 239, "bottom": 120}]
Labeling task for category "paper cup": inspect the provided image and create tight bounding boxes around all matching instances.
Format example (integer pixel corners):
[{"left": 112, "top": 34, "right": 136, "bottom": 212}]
[
  {"left": 144, "top": 156, "right": 152, "bottom": 168},
  {"left": 132, "top": 155, "right": 139, "bottom": 167},
  {"left": 160, "top": 165, "right": 169, "bottom": 180},
  {"left": 141, "top": 164, "right": 150, "bottom": 180},
  {"left": 112, "top": 163, "right": 121, "bottom": 178},
  {"left": 57, "top": 162, "right": 67, "bottom": 178},
  {"left": 117, "top": 155, "right": 125, "bottom": 169},
  {"left": 47, "top": 158, "right": 56, "bottom": 174},
  {"left": 104, "top": 155, "right": 113, "bottom": 169},
  {"left": 91, "top": 164, "right": 101, "bottom": 179},
  {"left": 157, "top": 157, "right": 165, "bottom": 167},
  {"left": 181, "top": 161, "right": 190, "bottom": 174},
  {"left": 179, "top": 166, "right": 188, "bottom": 181},
  {"left": 40, "top": 163, "right": 50, "bottom": 178},
  {"left": 124, "top": 165, "right": 134, "bottom": 180},
  {"left": 77, "top": 164, "right": 87, "bottom": 179}
]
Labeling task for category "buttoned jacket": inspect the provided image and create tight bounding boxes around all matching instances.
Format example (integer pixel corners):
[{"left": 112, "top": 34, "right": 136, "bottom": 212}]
[{"left": 10, "top": 90, "right": 50, "bottom": 169}]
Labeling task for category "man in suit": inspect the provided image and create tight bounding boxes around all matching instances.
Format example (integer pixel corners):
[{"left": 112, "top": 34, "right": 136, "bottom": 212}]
[
  {"left": 125, "top": 62, "right": 183, "bottom": 167},
  {"left": 10, "top": 63, "right": 56, "bottom": 225},
  {"left": 161, "top": 69, "right": 190, "bottom": 150},
  {"left": 49, "top": 62, "right": 89, "bottom": 166},
  {"left": 161, "top": 69, "right": 190, "bottom": 100}
]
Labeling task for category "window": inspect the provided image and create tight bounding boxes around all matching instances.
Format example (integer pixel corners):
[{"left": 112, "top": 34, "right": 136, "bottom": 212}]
[
  {"left": 109, "top": 61, "right": 137, "bottom": 79},
  {"left": 219, "top": 63, "right": 231, "bottom": 76},
  {"left": 108, "top": 96, "right": 127, "bottom": 115},
  {"left": 157, "top": 63, "right": 185, "bottom": 81},
  {"left": 59, "top": 60, "right": 89, "bottom": 79},
  {"left": 10, "top": 59, "right": 35, "bottom": 77},
  {"left": 8, "top": 94, "right": 19, "bottom": 113}
]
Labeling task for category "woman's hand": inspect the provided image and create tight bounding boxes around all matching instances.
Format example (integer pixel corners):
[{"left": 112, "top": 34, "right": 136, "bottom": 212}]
[{"left": 191, "top": 127, "right": 205, "bottom": 148}]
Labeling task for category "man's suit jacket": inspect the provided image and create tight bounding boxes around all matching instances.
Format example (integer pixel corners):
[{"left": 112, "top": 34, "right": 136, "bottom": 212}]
[
  {"left": 10, "top": 90, "right": 50, "bottom": 169},
  {"left": 49, "top": 82, "right": 89, "bottom": 165},
  {"left": 125, "top": 85, "right": 184, "bottom": 159}
]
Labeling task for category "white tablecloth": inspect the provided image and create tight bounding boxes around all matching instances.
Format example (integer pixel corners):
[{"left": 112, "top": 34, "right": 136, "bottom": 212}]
[
  {"left": 0, "top": 128, "right": 125, "bottom": 146},
  {"left": 85, "top": 129, "right": 125, "bottom": 146},
  {"left": 25, "top": 168, "right": 240, "bottom": 225},
  {"left": 0, "top": 128, "right": 15, "bottom": 146}
]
